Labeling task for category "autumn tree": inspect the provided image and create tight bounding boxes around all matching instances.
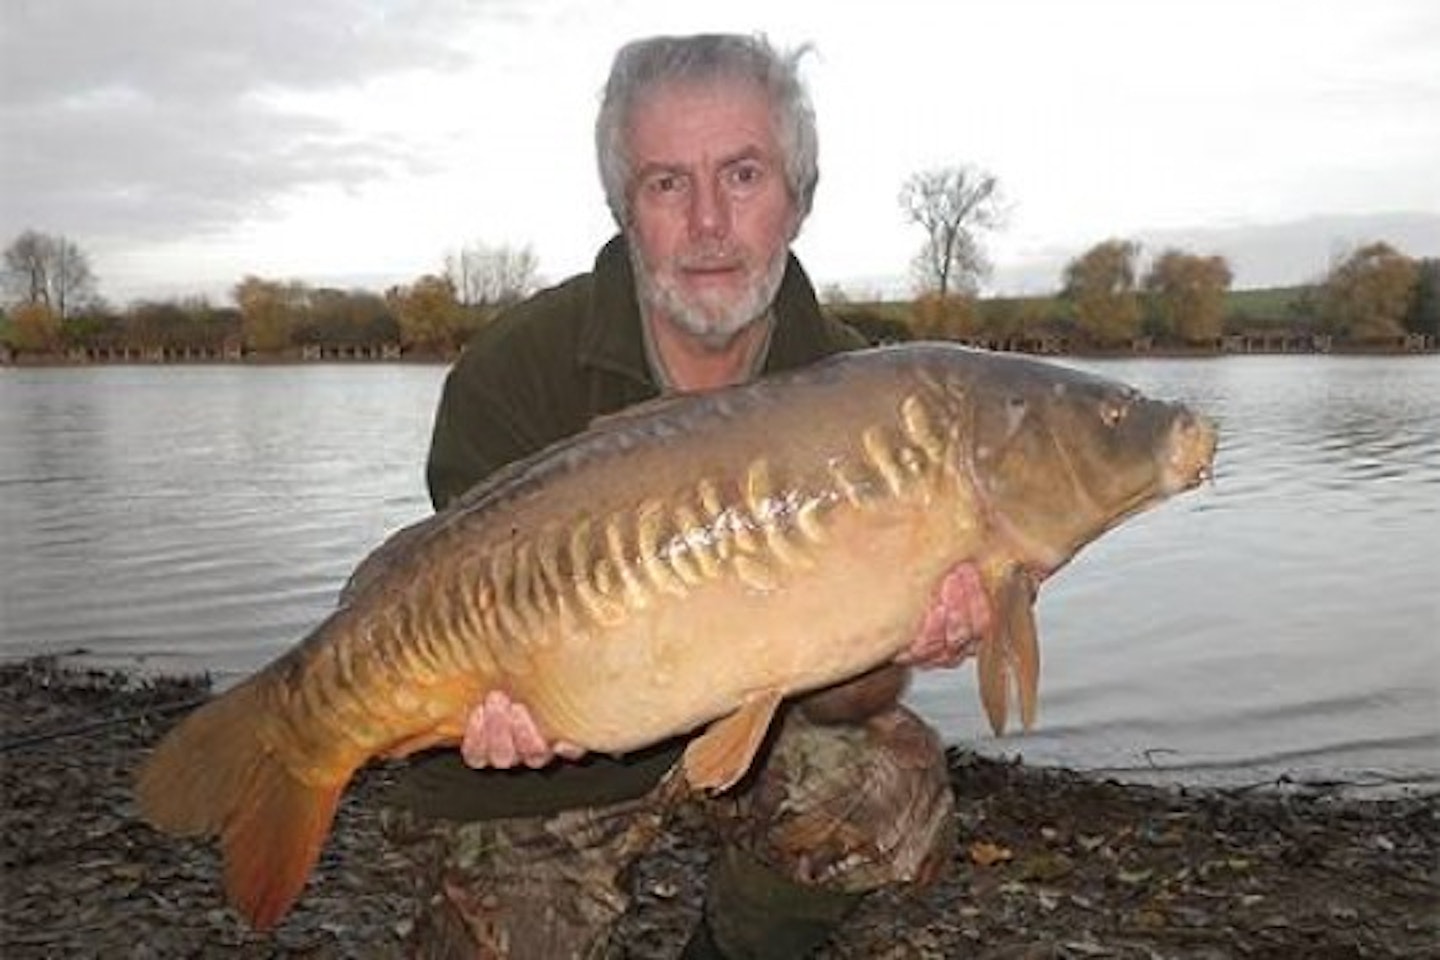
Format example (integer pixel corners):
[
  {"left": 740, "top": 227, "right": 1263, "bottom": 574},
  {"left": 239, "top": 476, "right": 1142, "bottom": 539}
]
[
  {"left": 59, "top": 303, "right": 123, "bottom": 350},
  {"left": 234, "top": 276, "right": 308, "bottom": 352},
  {"left": 1404, "top": 258, "right": 1439, "bottom": 338},
  {"left": 126, "top": 298, "right": 237, "bottom": 351},
  {"left": 910, "top": 292, "right": 981, "bottom": 340},
  {"left": 981, "top": 296, "right": 1056, "bottom": 341},
  {"left": 445, "top": 242, "right": 539, "bottom": 309},
  {"left": 2, "top": 229, "right": 98, "bottom": 320},
  {"left": 300, "top": 288, "right": 397, "bottom": 345},
  {"left": 125, "top": 301, "right": 189, "bottom": 350},
  {"left": 1317, "top": 243, "right": 1417, "bottom": 342},
  {"left": 387, "top": 275, "right": 464, "bottom": 352},
  {"left": 6, "top": 301, "right": 63, "bottom": 353},
  {"left": 899, "top": 166, "right": 1003, "bottom": 299},
  {"left": 1143, "top": 250, "right": 1233, "bottom": 344},
  {"left": 1062, "top": 239, "right": 1143, "bottom": 346}
]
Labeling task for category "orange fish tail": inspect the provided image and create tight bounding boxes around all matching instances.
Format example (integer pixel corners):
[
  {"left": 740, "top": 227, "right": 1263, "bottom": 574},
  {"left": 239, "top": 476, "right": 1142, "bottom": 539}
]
[{"left": 136, "top": 675, "right": 352, "bottom": 930}]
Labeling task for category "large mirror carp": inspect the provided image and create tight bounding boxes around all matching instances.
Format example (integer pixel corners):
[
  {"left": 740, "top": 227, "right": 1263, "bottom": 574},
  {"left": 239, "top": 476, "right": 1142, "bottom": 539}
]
[{"left": 136, "top": 342, "right": 1217, "bottom": 929}]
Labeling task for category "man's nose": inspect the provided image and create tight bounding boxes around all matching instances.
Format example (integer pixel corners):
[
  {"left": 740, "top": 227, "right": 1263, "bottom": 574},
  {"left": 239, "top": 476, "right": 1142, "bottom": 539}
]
[{"left": 688, "top": 176, "right": 731, "bottom": 240}]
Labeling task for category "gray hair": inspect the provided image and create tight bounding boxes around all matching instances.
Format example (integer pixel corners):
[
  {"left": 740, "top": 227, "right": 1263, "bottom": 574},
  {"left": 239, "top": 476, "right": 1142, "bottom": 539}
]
[{"left": 595, "top": 33, "right": 819, "bottom": 228}]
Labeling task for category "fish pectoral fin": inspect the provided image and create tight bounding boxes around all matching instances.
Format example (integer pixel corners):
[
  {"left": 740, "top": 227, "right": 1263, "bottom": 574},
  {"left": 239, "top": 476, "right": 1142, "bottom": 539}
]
[
  {"left": 978, "top": 570, "right": 1041, "bottom": 736},
  {"left": 1008, "top": 572, "right": 1041, "bottom": 731},
  {"left": 682, "top": 688, "right": 785, "bottom": 793}
]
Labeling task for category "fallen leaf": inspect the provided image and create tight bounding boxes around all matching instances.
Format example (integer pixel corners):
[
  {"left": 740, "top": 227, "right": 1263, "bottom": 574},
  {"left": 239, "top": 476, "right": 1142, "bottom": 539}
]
[
  {"left": 1115, "top": 867, "right": 1154, "bottom": 885},
  {"left": 968, "top": 840, "right": 1013, "bottom": 867}
]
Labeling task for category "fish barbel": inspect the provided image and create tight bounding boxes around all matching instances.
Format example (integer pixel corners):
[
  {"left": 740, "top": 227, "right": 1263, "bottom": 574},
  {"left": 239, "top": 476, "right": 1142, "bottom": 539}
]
[{"left": 136, "top": 342, "right": 1216, "bottom": 929}]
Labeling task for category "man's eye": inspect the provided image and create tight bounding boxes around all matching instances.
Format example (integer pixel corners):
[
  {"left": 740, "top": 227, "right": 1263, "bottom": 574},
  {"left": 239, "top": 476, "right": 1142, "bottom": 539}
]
[
  {"left": 727, "top": 163, "right": 763, "bottom": 187},
  {"left": 650, "top": 173, "right": 685, "bottom": 194}
]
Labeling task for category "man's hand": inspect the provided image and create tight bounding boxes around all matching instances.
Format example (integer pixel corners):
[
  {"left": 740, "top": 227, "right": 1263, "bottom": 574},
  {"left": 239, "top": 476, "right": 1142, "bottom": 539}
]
[
  {"left": 896, "top": 562, "right": 992, "bottom": 669},
  {"left": 460, "top": 690, "right": 585, "bottom": 769}
]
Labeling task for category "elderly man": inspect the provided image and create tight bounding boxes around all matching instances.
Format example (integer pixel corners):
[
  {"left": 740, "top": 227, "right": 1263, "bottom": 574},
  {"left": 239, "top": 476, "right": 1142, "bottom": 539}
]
[{"left": 385, "top": 33, "right": 990, "bottom": 959}]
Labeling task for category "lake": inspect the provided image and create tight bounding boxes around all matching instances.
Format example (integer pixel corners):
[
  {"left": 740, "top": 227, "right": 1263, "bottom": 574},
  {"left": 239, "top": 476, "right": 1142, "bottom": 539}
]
[{"left": 1, "top": 355, "right": 1436, "bottom": 795}]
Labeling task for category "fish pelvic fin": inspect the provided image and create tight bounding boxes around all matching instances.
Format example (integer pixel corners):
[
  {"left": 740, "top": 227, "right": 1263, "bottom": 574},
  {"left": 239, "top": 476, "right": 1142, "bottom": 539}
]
[
  {"left": 135, "top": 676, "right": 350, "bottom": 930},
  {"left": 977, "top": 570, "right": 1041, "bottom": 736},
  {"left": 682, "top": 687, "right": 785, "bottom": 792}
]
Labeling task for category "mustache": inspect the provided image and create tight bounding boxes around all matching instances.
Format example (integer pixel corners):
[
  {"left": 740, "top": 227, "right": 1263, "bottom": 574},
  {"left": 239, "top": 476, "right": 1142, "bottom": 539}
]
[{"left": 673, "top": 245, "right": 748, "bottom": 270}]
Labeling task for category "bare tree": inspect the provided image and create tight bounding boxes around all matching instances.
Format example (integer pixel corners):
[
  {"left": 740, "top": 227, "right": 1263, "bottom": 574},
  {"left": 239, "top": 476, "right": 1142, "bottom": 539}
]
[
  {"left": 899, "top": 166, "right": 1003, "bottom": 299},
  {"left": 3, "top": 229, "right": 98, "bottom": 320},
  {"left": 445, "top": 242, "right": 539, "bottom": 308}
]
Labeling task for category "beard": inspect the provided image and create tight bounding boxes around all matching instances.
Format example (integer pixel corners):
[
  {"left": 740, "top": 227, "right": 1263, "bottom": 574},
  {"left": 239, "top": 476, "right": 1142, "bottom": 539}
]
[{"left": 631, "top": 241, "right": 788, "bottom": 349}]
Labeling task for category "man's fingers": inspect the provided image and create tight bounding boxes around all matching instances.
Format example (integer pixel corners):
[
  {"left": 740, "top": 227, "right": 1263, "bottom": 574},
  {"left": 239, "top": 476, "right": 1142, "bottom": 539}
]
[
  {"left": 460, "top": 699, "right": 490, "bottom": 768},
  {"left": 457, "top": 690, "right": 584, "bottom": 769},
  {"left": 483, "top": 691, "right": 519, "bottom": 768},
  {"left": 901, "top": 562, "right": 993, "bottom": 669},
  {"left": 508, "top": 701, "right": 554, "bottom": 768}
]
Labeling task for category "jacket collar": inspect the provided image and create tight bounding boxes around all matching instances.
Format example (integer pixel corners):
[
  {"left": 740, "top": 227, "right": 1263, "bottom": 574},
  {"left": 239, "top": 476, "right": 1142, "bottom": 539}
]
[{"left": 577, "top": 234, "right": 830, "bottom": 387}]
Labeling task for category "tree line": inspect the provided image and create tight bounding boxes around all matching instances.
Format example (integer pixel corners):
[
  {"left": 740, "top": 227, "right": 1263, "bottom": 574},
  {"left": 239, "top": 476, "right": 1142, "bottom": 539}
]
[
  {"left": 0, "top": 233, "right": 538, "bottom": 357},
  {"left": 894, "top": 165, "right": 1438, "bottom": 349},
  {"left": 900, "top": 237, "right": 1437, "bottom": 349},
  {"left": 3, "top": 168, "right": 1437, "bottom": 358}
]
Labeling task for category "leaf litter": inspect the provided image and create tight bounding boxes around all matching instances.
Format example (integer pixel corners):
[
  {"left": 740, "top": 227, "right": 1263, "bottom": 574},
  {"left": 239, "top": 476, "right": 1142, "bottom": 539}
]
[{"left": 3, "top": 657, "right": 1435, "bottom": 958}]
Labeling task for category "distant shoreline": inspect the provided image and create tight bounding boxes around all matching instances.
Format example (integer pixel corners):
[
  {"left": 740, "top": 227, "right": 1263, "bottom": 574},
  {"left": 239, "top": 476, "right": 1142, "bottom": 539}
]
[{"left": 2, "top": 338, "right": 1435, "bottom": 368}]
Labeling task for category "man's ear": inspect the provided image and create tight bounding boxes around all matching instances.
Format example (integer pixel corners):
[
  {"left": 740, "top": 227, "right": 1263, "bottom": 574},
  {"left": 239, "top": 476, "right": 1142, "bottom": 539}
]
[{"left": 786, "top": 207, "right": 804, "bottom": 243}]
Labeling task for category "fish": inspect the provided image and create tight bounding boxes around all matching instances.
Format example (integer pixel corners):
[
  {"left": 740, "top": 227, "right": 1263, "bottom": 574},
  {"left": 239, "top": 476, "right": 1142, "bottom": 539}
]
[{"left": 135, "top": 342, "right": 1216, "bottom": 930}]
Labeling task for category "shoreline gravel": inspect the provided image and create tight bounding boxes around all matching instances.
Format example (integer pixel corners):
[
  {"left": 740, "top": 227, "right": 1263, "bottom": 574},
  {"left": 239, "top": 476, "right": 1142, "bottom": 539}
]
[{"left": 3, "top": 656, "right": 1435, "bottom": 958}]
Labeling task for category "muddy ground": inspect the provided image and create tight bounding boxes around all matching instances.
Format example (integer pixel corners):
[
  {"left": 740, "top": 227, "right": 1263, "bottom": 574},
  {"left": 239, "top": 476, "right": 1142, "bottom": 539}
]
[{"left": 2, "top": 657, "right": 1435, "bottom": 959}]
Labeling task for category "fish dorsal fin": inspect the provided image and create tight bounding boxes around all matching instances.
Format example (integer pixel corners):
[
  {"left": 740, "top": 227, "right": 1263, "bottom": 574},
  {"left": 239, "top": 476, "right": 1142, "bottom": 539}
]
[
  {"left": 682, "top": 688, "right": 785, "bottom": 792},
  {"left": 339, "top": 516, "right": 437, "bottom": 604},
  {"left": 977, "top": 570, "right": 1041, "bottom": 735}
]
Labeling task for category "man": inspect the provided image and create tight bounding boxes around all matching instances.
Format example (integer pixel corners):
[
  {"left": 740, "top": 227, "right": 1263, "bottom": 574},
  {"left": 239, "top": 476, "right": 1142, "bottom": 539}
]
[{"left": 385, "top": 33, "right": 990, "bottom": 959}]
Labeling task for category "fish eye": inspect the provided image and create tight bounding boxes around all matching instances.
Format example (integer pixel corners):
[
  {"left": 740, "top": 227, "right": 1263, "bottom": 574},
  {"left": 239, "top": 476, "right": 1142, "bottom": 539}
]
[{"left": 1099, "top": 393, "right": 1133, "bottom": 427}]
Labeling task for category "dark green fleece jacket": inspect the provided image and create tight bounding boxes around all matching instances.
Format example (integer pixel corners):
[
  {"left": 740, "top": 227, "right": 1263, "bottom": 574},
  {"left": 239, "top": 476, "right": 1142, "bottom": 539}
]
[{"left": 392, "top": 234, "right": 866, "bottom": 821}]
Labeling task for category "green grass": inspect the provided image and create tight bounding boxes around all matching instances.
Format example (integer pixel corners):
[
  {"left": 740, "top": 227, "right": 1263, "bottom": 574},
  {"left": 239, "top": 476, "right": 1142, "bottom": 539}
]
[
  {"left": 834, "top": 286, "right": 1310, "bottom": 328},
  {"left": 1224, "top": 286, "right": 1307, "bottom": 323}
]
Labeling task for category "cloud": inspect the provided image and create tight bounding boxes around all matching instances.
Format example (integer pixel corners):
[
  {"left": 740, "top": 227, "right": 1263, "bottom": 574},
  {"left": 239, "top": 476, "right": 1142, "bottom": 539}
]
[{"left": 0, "top": 0, "right": 493, "bottom": 243}]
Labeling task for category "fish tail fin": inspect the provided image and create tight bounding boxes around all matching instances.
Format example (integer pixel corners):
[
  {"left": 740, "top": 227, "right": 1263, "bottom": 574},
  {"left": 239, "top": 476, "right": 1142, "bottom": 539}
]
[
  {"left": 220, "top": 760, "right": 344, "bottom": 930},
  {"left": 978, "top": 570, "right": 1041, "bottom": 735},
  {"left": 136, "top": 676, "right": 349, "bottom": 930}
]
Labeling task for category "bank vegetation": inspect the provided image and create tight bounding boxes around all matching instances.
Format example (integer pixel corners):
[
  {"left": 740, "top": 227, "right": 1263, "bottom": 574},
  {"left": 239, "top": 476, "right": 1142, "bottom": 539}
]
[{"left": 2, "top": 227, "right": 1436, "bottom": 364}]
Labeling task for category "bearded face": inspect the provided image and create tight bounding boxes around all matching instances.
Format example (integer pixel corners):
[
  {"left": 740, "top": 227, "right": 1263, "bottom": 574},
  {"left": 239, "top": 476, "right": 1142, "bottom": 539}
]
[
  {"left": 630, "top": 238, "right": 788, "bottom": 348},
  {"left": 623, "top": 79, "right": 800, "bottom": 349}
]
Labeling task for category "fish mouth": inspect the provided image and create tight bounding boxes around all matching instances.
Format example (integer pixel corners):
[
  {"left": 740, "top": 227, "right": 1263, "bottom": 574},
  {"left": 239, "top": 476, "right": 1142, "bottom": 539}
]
[{"left": 1163, "top": 409, "right": 1219, "bottom": 494}]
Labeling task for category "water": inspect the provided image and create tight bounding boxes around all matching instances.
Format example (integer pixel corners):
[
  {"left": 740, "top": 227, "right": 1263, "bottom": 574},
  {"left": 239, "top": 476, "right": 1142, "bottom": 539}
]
[
  {"left": 2, "top": 356, "right": 1437, "bottom": 794},
  {"left": 0, "top": 365, "right": 440, "bottom": 674}
]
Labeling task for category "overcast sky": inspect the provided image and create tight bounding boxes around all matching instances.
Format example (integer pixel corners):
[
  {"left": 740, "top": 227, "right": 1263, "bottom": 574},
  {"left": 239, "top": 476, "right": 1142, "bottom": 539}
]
[{"left": 3, "top": 0, "right": 1438, "bottom": 305}]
